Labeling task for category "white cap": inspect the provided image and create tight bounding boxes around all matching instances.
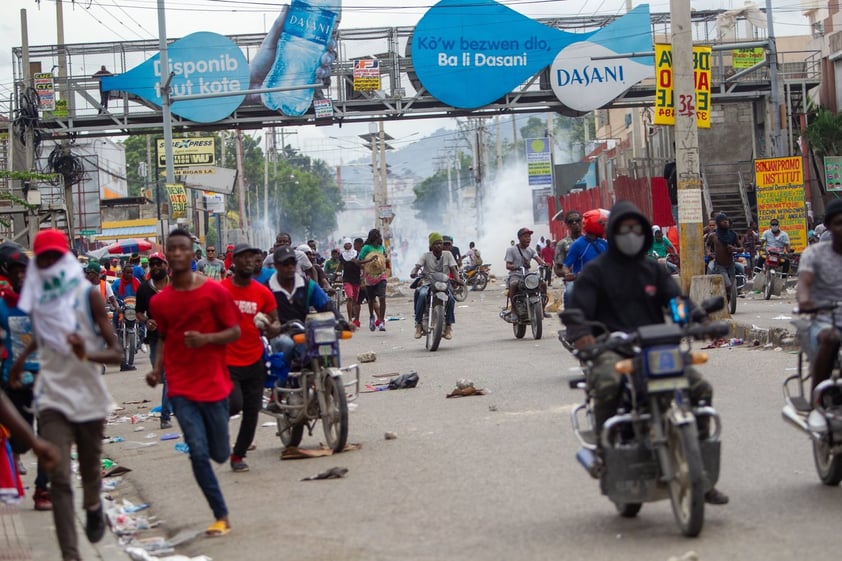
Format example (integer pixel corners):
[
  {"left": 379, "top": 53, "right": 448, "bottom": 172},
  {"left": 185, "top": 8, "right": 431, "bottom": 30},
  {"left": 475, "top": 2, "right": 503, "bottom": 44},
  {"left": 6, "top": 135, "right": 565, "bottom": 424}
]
[{"left": 652, "top": 225, "right": 661, "bottom": 233}]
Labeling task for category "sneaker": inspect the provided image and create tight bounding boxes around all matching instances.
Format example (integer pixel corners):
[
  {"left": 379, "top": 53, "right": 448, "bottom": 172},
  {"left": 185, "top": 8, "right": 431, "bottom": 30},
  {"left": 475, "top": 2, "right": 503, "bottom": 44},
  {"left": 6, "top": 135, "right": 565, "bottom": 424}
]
[
  {"left": 33, "top": 488, "right": 52, "bottom": 511},
  {"left": 15, "top": 456, "right": 26, "bottom": 476},
  {"left": 85, "top": 504, "right": 106, "bottom": 543},
  {"left": 414, "top": 324, "right": 423, "bottom": 339},
  {"left": 352, "top": 319, "right": 361, "bottom": 329},
  {"left": 160, "top": 420, "right": 173, "bottom": 430},
  {"left": 230, "top": 456, "right": 249, "bottom": 472},
  {"left": 120, "top": 364, "right": 137, "bottom": 372},
  {"left": 443, "top": 325, "right": 453, "bottom": 340},
  {"left": 377, "top": 320, "right": 386, "bottom": 332},
  {"left": 704, "top": 488, "right": 730, "bottom": 505},
  {"left": 369, "top": 316, "right": 376, "bottom": 331}
]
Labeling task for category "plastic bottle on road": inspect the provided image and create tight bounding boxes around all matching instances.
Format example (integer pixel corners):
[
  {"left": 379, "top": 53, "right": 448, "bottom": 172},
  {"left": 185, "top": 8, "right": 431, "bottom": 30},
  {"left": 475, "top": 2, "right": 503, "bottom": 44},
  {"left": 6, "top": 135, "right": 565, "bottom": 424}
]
[
  {"left": 261, "top": 0, "right": 341, "bottom": 116},
  {"left": 174, "top": 442, "right": 190, "bottom": 454}
]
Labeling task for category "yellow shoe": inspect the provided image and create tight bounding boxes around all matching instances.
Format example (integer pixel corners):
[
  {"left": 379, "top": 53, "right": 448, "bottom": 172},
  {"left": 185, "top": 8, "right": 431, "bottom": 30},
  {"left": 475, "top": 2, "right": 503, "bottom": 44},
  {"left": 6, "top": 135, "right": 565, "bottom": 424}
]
[{"left": 443, "top": 325, "right": 453, "bottom": 340}]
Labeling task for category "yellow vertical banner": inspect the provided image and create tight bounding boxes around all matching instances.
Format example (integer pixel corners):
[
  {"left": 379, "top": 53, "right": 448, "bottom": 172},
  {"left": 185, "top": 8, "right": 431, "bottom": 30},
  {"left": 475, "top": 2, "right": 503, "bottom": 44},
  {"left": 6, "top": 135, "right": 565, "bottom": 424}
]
[
  {"left": 165, "top": 183, "right": 188, "bottom": 219},
  {"left": 653, "top": 44, "right": 711, "bottom": 129},
  {"left": 754, "top": 157, "right": 807, "bottom": 252}
]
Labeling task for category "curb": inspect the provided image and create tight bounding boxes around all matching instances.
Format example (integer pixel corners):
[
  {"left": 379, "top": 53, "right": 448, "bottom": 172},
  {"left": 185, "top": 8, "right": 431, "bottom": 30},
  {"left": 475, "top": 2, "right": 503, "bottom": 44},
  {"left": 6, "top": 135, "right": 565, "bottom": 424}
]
[{"left": 730, "top": 320, "right": 796, "bottom": 348}]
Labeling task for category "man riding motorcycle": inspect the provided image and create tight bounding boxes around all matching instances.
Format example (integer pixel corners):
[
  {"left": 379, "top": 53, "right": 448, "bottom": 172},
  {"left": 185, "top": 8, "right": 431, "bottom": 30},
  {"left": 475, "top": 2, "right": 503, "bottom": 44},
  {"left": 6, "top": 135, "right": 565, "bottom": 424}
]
[
  {"left": 796, "top": 199, "right": 842, "bottom": 395},
  {"left": 760, "top": 218, "right": 792, "bottom": 274},
  {"left": 562, "top": 200, "right": 729, "bottom": 505},
  {"left": 504, "top": 227, "right": 547, "bottom": 320},
  {"left": 410, "top": 232, "right": 460, "bottom": 340}
]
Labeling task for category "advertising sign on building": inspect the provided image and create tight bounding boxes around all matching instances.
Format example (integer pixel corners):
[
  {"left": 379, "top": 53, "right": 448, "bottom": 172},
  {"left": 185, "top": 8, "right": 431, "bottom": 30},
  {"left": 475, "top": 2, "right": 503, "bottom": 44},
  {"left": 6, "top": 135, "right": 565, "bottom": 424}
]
[
  {"left": 526, "top": 138, "right": 553, "bottom": 187},
  {"left": 33, "top": 73, "right": 56, "bottom": 111},
  {"left": 353, "top": 59, "right": 381, "bottom": 91},
  {"left": 823, "top": 156, "right": 842, "bottom": 192},
  {"left": 313, "top": 98, "right": 334, "bottom": 118},
  {"left": 754, "top": 156, "right": 807, "bottom": 251},
  {"left": 165, "top": 183, "right": 188, "bottom": 219},
  {"left": 410, "top": 1, "right": 653, "bottom": 111},
  {"left": 732, "top": 48, "right": 764, "bottom": 69},
  {"left": 157, "top": 137, "right": 216, "bottom": 168},
  {"left": 653, "top": 44, "right": 712, "bottom": 129}
]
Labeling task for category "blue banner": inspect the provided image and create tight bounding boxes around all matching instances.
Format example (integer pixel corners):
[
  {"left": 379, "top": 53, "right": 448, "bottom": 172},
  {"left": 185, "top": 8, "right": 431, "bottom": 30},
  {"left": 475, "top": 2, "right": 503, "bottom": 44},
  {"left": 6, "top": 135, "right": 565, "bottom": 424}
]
[
  {"left": 101, "top": 32, "right": 249, "bottom": 123},
  {"left": 411, "top": 0, "right": 653, "bottom": 111}
]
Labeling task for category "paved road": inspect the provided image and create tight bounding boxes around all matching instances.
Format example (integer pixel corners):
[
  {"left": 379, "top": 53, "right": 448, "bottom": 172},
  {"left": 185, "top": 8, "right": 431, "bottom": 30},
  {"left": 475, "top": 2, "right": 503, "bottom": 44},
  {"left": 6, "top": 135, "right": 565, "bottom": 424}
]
[{"left": 19, "top": 283, "right": 840, "bottom": 560}]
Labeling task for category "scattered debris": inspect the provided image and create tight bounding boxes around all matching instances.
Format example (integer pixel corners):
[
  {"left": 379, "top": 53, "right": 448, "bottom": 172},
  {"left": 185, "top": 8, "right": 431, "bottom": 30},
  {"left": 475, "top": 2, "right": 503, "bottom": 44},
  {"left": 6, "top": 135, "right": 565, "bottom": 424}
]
[
  {"left": 388, "top": 371, "right": 419, "bottom": 389},
  {"left": 281, "top": 443, "right": 362, "bottom": 460},
  {"left": 447, "top": 379, "right": 490, "bottom": 398},
  {"left": 357, "top": 351, "right": 377, "bottom": 363},
  {"left": 384, "top": 431, "right": 397, "bottom": 440},
  {"left": 301, "top": 467, "right": 348, "bottom": 481},
  {"left": 667, "top": 552, "right": 699, "bottom": 561},
  {"left": 488, "top": 404, "right": 498, "bottom": 412}
]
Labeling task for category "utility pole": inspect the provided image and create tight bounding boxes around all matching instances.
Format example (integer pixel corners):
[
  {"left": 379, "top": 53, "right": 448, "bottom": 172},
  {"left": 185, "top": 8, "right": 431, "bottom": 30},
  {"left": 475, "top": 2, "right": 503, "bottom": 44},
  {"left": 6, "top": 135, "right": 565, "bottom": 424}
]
[
  {"left": 765, "top": 0, "right": 783, "bottom": 157},
  {"left": 235, "top": 129, "right": 250, "bottom": 241},
  {"left": 672, "top": 0, "right": 705, "bottom": 295}
]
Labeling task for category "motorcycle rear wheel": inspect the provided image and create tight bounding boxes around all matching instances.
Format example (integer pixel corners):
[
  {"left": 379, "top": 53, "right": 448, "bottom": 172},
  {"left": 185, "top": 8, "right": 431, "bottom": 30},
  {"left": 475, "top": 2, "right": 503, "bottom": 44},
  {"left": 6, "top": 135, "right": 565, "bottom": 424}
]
[
  {"left": 474, "top": 272, "right": 489, "bottom": 291},
  {"left": 614, "top": 501, "right": 642, "bottom": 518},
  {"left": 453, "top": 283, "right": 467, "bottom": 302},
  {"left": 813, "top": 438, "right": 842, "bottom": 486},
  {"left": 667, "top": 422, "right": 705, "bottom": 537},
  {"left": 322, "top": 371, "right": 349, "bottom": 453},
  {"left": 531, "top": 300, "right": 543, "bottom": 340},
  {"left": 764, "top": 272, "right": 774, "bottom": 300},
  {"left": 427, "top": 304, "right": 444, "bottom": 351}
]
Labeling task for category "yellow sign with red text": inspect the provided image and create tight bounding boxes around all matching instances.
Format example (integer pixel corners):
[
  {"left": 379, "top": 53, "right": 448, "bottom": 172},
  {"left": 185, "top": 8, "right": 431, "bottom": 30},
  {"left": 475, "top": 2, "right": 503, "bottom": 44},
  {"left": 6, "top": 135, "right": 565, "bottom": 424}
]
[
  {"left": 654, "top": 44, "right": 711, "bottom": 129},
  {"left": 754, "top": 157, "right": 807, "bottom": 251}
]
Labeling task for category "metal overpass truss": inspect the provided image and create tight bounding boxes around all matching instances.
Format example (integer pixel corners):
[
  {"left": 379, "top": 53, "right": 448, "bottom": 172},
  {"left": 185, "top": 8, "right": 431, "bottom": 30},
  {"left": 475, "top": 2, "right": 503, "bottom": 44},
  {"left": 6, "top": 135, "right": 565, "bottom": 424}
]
[{"left": 10, "top": 10, "right": 817, "bottom": 141}]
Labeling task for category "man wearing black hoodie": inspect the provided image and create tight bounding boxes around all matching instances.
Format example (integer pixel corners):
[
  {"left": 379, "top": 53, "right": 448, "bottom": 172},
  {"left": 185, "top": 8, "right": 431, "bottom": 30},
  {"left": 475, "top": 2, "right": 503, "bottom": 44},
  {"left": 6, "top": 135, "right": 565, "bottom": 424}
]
[{"left": 563, "top": 200, "right": 729, "bottom": 505}]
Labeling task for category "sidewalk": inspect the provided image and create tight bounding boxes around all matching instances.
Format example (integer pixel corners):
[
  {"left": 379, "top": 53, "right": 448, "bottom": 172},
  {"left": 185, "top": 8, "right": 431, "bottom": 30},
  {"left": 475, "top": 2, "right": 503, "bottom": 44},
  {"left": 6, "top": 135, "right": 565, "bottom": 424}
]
[{"left": 721, "top": 288, "right": 800, "bottom": 347}]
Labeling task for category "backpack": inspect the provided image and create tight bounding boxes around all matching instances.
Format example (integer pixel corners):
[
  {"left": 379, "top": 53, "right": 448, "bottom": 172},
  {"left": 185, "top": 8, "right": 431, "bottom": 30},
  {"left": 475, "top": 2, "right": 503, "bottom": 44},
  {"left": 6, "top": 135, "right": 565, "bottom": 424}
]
[{"left": 364, "top": 251, "right": 387, "bottom": 276}]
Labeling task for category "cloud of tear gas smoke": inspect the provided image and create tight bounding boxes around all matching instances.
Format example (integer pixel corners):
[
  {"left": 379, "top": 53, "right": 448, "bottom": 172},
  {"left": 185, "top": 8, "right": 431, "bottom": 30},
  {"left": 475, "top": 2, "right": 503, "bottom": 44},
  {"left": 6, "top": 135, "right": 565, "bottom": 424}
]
[{"left": 328, "top": 162, "right": 554, "bottom": 281}]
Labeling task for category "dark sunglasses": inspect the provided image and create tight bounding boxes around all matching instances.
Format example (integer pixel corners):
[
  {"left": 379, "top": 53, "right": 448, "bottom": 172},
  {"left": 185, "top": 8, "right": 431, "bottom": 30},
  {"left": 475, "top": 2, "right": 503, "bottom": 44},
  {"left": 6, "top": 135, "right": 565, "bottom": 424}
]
[{"left": 566, "top": 218, "right": 581, "bottom": 225}]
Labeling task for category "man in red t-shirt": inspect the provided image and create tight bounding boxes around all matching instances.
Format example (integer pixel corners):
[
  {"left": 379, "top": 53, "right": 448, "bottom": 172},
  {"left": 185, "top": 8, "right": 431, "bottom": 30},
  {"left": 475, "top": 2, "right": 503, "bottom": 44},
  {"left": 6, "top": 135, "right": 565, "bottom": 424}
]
[
  {"left": 220, "top": 243, "right": 280, "bottom": 473},
  {"left": 540, "top": 239, "right": 555, "bottom": 287},
  {"left": 146, "top": 229, "right": 241, "bottom": 538}
]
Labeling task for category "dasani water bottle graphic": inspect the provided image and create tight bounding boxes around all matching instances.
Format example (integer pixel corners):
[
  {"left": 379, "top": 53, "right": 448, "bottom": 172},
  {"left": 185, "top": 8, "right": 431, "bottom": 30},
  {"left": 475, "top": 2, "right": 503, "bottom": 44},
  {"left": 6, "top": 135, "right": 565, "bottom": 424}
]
[{"left": 262, "top": 0, "right": 340, "bottom": 116}]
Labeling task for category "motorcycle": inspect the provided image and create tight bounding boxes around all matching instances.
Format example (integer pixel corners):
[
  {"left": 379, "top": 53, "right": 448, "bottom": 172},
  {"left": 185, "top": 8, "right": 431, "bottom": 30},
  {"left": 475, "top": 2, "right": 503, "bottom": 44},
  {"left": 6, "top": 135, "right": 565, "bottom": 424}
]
[
  {"left": 752, "top": 247, "right": 790, "bottom": 300},
  {"left": 118, "top": 296, "right": 139, "bottom": 367},
  {"left": 261, "top": 312, "right": 360, "bottom": 453},
  {"left": 706, "top": 254, "right": 745, "bottom": 314},
  {"left": 413, "top": 271, "right": 452, "bottom": 352},
  {"left": 561, "top": 296, "right": 729, "bottom": 537},
  {"left": 501, "top": 265, "right": 546, "bottom": 340},
  {"left": 453, "top": 264, "right": 491, "bottom": 301},
  {"left": 781, "top": 302, "right": 842, "bottom": 485}
]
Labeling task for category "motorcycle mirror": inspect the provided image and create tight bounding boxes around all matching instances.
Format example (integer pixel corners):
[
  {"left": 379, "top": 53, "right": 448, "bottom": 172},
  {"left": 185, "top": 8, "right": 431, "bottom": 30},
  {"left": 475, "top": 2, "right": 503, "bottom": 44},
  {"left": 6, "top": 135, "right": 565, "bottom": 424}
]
[{"left": 700, "top": 296, "right": 725, "bottom": 314}]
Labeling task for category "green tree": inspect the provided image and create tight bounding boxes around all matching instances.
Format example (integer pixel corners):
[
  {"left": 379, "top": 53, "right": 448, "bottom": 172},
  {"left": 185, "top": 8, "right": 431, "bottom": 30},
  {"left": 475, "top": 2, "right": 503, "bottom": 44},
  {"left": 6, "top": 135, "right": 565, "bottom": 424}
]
[{"left": 805, "top": 109, "right": 842, "bottom": 158}]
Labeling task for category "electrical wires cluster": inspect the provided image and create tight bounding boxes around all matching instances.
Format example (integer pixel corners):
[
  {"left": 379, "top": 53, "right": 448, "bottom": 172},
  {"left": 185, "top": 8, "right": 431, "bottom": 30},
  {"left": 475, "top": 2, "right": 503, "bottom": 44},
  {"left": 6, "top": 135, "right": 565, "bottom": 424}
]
[
  {"left": 47, "top": 144, "right": 86, "bottom": 186},
  {"left": 13, "top": 86, "right": 42, "bottom": 150}
]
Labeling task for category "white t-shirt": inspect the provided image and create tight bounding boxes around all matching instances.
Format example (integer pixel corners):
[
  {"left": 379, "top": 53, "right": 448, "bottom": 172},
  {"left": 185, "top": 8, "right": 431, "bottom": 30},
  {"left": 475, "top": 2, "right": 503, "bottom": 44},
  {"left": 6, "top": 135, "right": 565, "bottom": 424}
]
[
  {"left": 415, "top": 251, "right": 457, "bottom": 275},
  {"left": 762, "top": 229, "right": 790, "bottom": 250}
]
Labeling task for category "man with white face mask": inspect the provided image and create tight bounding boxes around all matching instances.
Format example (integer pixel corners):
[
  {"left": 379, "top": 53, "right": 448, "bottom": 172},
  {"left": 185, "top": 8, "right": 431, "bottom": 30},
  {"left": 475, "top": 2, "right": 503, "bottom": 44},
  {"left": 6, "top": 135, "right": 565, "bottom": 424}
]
[
  {"left": 563, "top": 200, "right": 729, "bottom": 505},
  {"left": 760, "top": 218, "right": 792, "bottom": 274}
]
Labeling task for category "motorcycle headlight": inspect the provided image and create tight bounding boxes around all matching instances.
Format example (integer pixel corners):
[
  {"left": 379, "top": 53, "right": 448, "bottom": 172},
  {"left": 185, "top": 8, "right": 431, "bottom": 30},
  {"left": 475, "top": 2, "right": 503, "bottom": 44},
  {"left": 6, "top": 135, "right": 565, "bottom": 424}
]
[
  {"left": 313, "top": 326, "right": 337, "bottom": 344},
  {"left": 434, "top": 281, "right": 449, "bottom": 291},
  {"left": 524, "top": 273, "right": 540, "bottom": 290},
  {"left": 124, "top": 308, "right": 137, "bottom": 322}
]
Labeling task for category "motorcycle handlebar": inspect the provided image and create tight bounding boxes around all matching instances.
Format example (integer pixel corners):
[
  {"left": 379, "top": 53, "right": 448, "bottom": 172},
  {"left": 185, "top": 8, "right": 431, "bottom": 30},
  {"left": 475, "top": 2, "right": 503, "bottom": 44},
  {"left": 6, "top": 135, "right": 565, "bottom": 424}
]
[{"left": 686, "top": 321, "right": 730, "bottom": 340}]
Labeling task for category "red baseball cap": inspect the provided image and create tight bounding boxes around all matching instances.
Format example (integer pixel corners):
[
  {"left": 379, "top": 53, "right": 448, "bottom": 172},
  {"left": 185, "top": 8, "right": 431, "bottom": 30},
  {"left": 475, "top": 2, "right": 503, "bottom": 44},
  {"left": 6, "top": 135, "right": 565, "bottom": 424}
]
[
  {"left": 148, "top": 251, "right": 168, "bottom": 264},
  {"left": 517, "top": 227, "right": 534, "bottom": 237},
  {"left": 33, "top": 229, "right": 69, "bottom": 256}
]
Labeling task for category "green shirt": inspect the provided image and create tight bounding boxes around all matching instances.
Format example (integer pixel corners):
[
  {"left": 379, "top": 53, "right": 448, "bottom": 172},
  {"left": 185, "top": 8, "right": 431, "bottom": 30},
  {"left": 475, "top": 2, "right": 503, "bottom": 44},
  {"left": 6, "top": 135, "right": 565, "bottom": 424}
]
[{"left": 649, "top": 237, "right": 675, "bottom": 258}]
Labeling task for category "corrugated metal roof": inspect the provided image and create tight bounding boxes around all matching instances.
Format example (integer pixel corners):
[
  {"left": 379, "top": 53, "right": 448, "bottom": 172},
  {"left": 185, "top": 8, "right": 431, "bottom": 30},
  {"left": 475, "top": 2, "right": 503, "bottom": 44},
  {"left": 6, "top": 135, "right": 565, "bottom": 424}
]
[{"left": 94, "top": 225, "right": 159, "bottom": 241}]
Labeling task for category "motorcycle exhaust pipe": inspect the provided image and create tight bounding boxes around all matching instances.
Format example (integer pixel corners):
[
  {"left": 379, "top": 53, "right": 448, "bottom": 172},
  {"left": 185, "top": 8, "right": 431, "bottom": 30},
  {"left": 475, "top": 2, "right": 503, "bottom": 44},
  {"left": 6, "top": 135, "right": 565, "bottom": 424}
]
[
  {"left": 576, "top": 447, "right": 601, "bottom": 479},
  {"left": 781, "top": 403, "right": 810, "bottom": 433}
]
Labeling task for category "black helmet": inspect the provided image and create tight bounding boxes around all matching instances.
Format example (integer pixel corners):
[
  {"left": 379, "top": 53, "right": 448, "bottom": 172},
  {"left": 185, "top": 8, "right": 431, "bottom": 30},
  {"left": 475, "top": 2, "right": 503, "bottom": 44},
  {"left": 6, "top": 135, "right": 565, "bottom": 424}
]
[{"left": 0, "top": 242, "right": 29, "bottom": 276}]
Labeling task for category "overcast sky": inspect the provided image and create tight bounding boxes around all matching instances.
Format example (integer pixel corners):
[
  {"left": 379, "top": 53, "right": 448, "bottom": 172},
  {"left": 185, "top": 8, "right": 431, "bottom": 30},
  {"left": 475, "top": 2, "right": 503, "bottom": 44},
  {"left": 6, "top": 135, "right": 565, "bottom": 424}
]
[{"left": 0, "top": 0, "right": 810, "bottom": 165}]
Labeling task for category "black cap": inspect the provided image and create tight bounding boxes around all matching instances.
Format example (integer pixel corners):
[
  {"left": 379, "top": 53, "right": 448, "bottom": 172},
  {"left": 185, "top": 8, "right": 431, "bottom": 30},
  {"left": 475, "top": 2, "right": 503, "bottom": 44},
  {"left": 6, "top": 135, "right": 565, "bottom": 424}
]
[
  {"left": 232, "top": 242, "right": 261, "bottom": 257},
  {"left": 824, "top": 198, "right": 842, "bottom": 226},
  {"left": 273, "top": 245, "right": 296, "bottom": 263}
]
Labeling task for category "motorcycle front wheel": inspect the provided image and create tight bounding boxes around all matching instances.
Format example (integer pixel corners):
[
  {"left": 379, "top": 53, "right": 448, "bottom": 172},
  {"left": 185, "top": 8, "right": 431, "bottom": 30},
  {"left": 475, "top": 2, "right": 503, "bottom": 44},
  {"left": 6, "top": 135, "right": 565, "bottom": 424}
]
[
  {"left": 276, "top": 413, "right": 304, "bottom": 448},
  {"left": 813, "top": 438, "right": 842, "bottom": 486},
  {"left": 531, "top": 300, "right": 543, "bottom": 340},
  {"left": 667, "top": 421, "right": 705, "bottom": 537},
  {"left": 728, "top": 276, "right": 737, "bottom": 314},
  {"left": 427, "top": 303, "right": 444, "bottom": 351},
  {"left": 321, "top": 371, "right": 349, "bottom": 453},
  {"left": 453, "top": 283, "right": 467, "bottom": 302},
  {"left": 764, "top": 271, "right": 774, "bottom": 300},
  {"left": 474, "top": 272, "right": 489, "bottom": 291},
  {"left": 614, "top": 501, "right": 642, "bottom": 518}
]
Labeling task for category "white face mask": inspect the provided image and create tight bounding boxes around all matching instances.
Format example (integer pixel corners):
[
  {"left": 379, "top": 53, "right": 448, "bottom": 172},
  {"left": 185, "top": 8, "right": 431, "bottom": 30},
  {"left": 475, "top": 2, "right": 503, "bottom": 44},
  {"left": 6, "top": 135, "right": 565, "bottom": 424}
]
[
  {"left": 615, "top": 232, "right": 646, "bottom": 257},
  {"left": 771, "top": 226, "right": 780, "bottom": 233}
]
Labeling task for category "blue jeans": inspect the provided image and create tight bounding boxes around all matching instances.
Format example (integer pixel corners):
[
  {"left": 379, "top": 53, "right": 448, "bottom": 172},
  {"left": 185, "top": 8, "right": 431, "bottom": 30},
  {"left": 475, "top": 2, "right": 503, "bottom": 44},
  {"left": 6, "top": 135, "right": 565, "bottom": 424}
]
[
  {"left": 414, "top": 285, "right": 455, "bottom": 325},
  {"left": 149, "top": 339, "right": 171, "bottom": 423},
  {"left": 169, "top": 396, "right": 230, "bottom": 520}
]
